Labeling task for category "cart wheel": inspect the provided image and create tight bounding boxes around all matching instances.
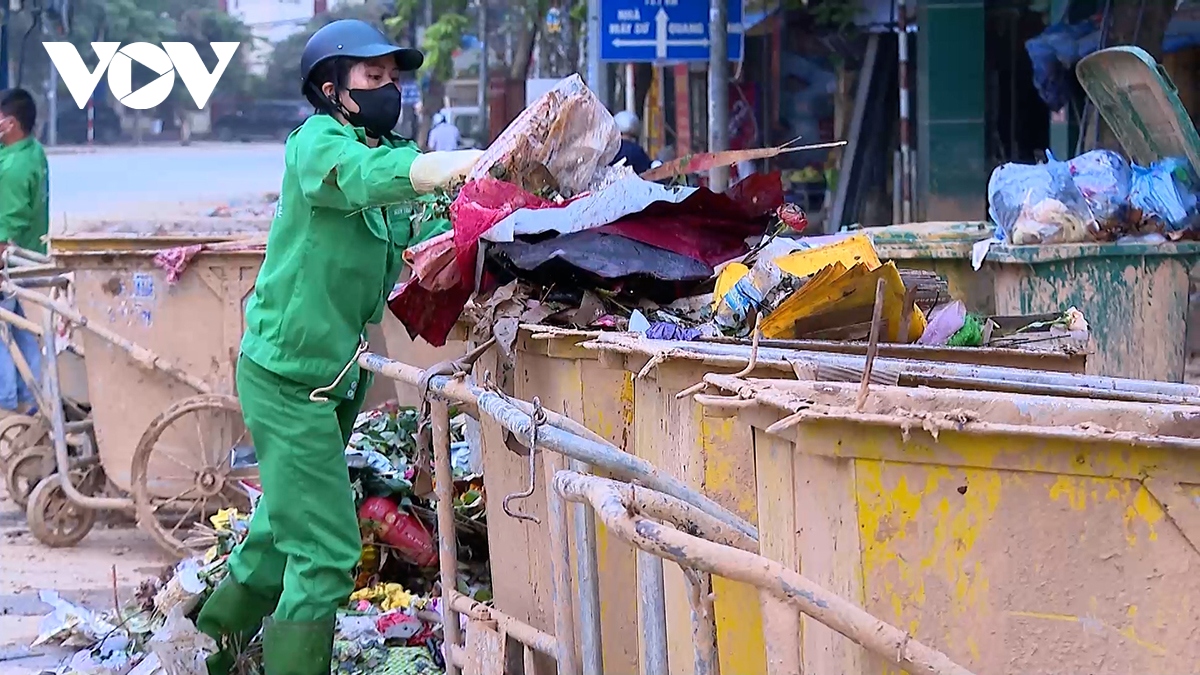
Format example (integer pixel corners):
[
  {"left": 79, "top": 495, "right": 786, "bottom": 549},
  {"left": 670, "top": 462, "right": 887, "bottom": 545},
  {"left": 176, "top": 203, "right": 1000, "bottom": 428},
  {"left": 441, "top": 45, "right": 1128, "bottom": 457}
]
[
  {"left": 26, "top": 466, "right": 101, "bottom": 548},
  {"left": 131, "top": 394, "right": 256, "bottom": 557},
  {"left": 5, "top": 444, "right": 55, "bottom": 508},
  {"left": 0, "top": 415, "right": 49, "bottom": 468}
]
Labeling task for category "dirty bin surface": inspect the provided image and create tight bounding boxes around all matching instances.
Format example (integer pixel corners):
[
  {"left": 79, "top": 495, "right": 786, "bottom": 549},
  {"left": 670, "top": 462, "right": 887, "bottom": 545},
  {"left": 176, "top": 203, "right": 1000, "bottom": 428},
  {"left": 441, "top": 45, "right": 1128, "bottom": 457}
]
[{"left": 984, "top": 240, "right": 1200, "bottom": 382}]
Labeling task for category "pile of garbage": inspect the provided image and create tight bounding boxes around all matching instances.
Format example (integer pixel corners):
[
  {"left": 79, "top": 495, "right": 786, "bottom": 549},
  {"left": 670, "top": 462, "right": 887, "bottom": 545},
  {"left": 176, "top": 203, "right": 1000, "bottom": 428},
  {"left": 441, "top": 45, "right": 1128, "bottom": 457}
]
[
  {"left": 385, "top": 76, "right": 968, "bottom": 353},
  {"left": 30, "top": 402, "right": 487, "bottom": 675},
  {"left": 987, "top": 149, "right": 1200, "bottom": 245}
]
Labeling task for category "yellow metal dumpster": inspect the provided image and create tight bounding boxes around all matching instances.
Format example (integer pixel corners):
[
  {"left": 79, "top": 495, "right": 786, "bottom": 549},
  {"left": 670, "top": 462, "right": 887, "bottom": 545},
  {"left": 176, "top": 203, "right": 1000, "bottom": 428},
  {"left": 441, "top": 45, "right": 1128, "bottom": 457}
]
[
  {"left": 697, "top": 373, "right": 1200, "bottom": 675},
  {"left": 458, "top": 324, "right": 1092, "bottom": 675}
]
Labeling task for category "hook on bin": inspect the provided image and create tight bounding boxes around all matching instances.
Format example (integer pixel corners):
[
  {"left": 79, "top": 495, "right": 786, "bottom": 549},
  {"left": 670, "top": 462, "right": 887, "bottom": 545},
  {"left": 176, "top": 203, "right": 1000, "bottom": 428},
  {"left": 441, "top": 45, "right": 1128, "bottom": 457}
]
[{"left": 502, "top": 396, "right": 546, "bottom": 524}]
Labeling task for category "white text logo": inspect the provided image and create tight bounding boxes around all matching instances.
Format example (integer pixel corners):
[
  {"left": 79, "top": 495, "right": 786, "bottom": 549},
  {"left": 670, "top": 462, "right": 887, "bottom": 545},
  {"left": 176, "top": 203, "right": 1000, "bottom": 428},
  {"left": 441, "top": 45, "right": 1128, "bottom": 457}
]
[{"left": 42, "top": 42, "right": 240, "bottom": 110}]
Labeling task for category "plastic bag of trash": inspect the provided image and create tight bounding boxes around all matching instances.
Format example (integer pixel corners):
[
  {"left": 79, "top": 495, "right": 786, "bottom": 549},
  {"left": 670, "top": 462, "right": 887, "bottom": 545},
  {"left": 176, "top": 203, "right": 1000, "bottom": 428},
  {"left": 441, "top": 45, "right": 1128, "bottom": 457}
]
[
  {"left": 467, "top": 74, "right": 621, "bottom": 196},
  {"left": 1060, "top": 149, "right": 1131, "bottom": 226},
  {"left": 987, "top": 160, "right": 1096, "bottom": 244},
  {"left": 1130, "top": 157, "right": 1200, "bottom": 231}
]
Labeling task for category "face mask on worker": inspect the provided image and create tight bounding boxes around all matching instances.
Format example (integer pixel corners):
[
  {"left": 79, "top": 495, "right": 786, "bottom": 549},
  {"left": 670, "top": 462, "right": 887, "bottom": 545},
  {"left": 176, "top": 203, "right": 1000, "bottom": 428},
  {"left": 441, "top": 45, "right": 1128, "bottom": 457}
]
[{"left": 343, "top": 84, "right": 401, "bottom": 137}]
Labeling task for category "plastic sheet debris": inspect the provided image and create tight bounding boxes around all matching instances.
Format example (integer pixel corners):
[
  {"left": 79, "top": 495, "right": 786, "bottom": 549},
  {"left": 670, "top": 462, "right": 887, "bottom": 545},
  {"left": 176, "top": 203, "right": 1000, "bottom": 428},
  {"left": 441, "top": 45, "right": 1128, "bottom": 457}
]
[
  {"left": 152, "top": 559, "right": 207, "bottom": 616},
  {"left": 917, "top": 301, "right": 968, "bottom": 346},
  {"left": 33, "top": 591, "right": 118, "bottom": 648},
  {"left": 491, "top": 230, "right": 715, "bottom": 283},
  {"left": 62, "top": 633, "right": 132, "bottom": 675},
  {"left": 629, "top": 310, "right": 651, "bottom": 334},
  {"left": 645, "top": 322, "right": 703, "bottom": 341},
  {"left": 146, "top": 608, "right": 216, "bottom": 675},
  {"left": 482, "top": 175, "right": 694, "bottom": 244}
]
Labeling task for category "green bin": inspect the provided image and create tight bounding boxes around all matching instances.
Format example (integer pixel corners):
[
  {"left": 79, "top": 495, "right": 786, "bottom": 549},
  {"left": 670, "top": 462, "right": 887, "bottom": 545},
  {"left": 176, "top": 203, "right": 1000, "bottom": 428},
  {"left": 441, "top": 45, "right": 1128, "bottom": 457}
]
[
  {"left": 872, "top": 229, "right": 1200, "bottom": 382},
  {"left": 984, "top": 241, "right": 1200, "bottom": 381},
  {"left": 868, "top": 221, "right": 997, "bottom": 315},
  {"left": 869, "top": 46, "right": 1200, "bottom": 382}
]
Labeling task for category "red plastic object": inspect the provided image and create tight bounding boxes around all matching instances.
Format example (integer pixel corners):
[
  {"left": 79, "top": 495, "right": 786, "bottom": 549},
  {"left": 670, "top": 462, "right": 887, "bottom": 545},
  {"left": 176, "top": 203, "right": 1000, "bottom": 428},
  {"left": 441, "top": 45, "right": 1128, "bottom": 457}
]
[{"left": 357, "top": 497, "right": 438, "bottom": 567}]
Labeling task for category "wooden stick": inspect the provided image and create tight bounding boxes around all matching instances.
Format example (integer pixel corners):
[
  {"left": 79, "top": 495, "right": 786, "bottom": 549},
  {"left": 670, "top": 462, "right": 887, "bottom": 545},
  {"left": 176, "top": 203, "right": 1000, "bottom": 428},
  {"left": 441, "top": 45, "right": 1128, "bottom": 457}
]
[
  {"left": 3, "top": 283, "right": 212, "bottom": 394},
  {"left": 640, "top": 140, "right": 848, "bottom": 182},
  {"left": 857, "top": 278, "right": 887, "bottom": 412}
]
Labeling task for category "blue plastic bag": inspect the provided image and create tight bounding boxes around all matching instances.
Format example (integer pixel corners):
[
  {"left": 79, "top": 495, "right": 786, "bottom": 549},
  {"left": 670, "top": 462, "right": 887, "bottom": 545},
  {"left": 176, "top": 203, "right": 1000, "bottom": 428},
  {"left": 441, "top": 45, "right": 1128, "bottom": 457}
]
[
  {"left": 1061, "top": 149, "right": 1131, "bottom": 225},
  {"left": 1129, "top": 158, "right": 1200, "bottom": 231}
]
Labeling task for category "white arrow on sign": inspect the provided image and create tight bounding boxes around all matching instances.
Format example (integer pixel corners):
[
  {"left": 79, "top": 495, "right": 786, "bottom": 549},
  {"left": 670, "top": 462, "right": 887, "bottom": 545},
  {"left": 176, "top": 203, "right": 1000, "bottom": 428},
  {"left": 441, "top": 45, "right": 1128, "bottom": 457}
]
[{"left": 610, "top": 8, "right": 744, "bottom": 59}]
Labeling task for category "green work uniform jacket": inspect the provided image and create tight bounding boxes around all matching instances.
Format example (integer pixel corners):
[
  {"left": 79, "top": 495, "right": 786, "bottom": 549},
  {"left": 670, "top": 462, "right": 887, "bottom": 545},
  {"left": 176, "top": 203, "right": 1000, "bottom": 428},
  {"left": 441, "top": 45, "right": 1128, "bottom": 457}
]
[
  {"left": 0, "top": 137, "right": 50, "bottom": 254},
  {"left": 241, "top": 114, "right": 449, "bottom": 399}
]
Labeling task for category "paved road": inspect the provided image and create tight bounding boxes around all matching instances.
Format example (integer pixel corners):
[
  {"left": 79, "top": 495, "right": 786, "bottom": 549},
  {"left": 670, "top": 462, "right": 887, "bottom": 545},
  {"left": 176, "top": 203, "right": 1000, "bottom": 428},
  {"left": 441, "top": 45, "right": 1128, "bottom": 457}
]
[{"left": 48, "top": 142, "right": 285, "bottom": 220}]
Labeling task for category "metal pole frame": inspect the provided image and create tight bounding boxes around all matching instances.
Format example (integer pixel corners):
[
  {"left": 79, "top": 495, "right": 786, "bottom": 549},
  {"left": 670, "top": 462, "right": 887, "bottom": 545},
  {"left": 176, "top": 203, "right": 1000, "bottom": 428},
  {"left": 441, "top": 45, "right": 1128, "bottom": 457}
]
[{"left": 369, "top": 348, "right": 980, "bottom": 675}]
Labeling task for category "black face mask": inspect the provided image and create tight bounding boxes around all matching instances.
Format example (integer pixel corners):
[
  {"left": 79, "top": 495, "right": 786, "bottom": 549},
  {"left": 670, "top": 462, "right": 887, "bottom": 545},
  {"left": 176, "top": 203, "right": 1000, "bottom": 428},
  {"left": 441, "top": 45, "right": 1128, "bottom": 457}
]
[{"left": 343, "top": 84, "right": 401, "bottom": 137}]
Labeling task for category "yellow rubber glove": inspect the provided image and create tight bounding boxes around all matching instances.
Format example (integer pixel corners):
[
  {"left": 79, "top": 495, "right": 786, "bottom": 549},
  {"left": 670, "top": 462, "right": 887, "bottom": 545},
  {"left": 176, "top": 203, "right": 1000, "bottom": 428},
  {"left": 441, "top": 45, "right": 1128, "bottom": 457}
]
[{"left": 410, "top": 150, "right": 485, "bottom": 194}]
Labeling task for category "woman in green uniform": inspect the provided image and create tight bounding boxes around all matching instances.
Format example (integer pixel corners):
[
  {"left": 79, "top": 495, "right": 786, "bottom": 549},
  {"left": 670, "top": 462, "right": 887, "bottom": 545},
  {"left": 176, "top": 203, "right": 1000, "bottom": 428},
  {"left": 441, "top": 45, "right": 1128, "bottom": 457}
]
[{"left": 196, "top": 20, "right": 482, "bottom": 675}]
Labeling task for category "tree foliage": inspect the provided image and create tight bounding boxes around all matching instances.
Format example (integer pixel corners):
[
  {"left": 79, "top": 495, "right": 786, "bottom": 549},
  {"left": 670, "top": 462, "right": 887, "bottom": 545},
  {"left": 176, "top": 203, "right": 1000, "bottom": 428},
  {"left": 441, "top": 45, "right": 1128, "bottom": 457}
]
[{"left": 262, "top": 1, "right": 390, "bottom": 100}]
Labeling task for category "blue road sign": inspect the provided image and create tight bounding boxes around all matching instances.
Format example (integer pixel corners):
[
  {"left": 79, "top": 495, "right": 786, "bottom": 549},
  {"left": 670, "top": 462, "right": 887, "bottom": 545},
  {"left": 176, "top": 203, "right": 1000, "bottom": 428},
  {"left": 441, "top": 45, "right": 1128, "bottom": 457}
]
[
  {"left": 401, "top": 82, "right": 421, "bottom": 106},
  {"left": 600, "top": 0, "right": 744, "bottom": 63}
]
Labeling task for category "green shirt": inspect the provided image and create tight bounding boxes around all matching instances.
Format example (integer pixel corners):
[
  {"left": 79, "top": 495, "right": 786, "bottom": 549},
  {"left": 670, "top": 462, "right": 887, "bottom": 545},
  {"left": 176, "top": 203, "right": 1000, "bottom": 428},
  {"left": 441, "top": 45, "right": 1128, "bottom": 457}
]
[
  {"left": 241, "top": 114, "right": 450, "bottom": 398},
  {"left": 0, "top": 137, "right": 49, "bottom": 254}
]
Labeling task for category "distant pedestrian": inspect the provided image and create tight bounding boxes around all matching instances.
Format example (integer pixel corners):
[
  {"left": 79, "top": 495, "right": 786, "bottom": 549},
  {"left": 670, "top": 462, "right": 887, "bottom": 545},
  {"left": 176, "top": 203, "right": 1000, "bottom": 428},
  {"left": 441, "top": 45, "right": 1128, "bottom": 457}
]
[
  {"left": 611, "top": 110, "right": 652, "bottom": 174},
  {"left": 426, "top": 112, "right": 461, "bottom": 151}
]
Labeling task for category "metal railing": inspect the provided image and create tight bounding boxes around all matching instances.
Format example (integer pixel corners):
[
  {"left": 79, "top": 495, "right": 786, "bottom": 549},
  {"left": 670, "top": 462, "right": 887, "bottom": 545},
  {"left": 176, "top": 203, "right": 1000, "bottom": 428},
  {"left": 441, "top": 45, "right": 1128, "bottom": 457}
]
[{"left": 358, "top": 349, "right": 977, "bottom": 675}]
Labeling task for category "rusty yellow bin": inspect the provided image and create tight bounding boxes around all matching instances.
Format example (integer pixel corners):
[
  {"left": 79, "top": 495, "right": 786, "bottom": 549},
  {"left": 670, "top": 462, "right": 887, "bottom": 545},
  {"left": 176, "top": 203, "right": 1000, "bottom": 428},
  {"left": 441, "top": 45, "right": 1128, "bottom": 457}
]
[
  {"left": 459, "top": 325, "right": 1090, "bottom": 675},
  {"left": 698, "top": 373, "right": 1200, "bottom": 675}
]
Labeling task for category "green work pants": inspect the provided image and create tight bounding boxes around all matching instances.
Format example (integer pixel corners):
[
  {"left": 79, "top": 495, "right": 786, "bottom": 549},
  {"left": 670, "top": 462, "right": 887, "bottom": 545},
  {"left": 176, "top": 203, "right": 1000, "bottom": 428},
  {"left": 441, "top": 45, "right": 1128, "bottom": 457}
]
[
  {"left": 226, "top": 354, "right": 368, "bottom": 621},
  {"left": 197, "top": 355, "right": 370, "bottom": 675}
]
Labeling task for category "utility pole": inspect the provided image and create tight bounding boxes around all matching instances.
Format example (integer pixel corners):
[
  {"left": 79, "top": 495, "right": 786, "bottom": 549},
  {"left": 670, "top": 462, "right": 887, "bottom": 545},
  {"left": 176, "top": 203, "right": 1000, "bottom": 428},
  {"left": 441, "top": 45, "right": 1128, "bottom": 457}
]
[
  {"left": 707, "top": 0, "right": 729, "bottom": 192},
  {"left": 45, "top": 14, "right": 57, "bottom": 146},
  {"left": 477, "top": 0, "right": 488, "bottom": 142},
  {"left": 0, "top": 3, "right": 10, "bottom": 91},
  {"left": 585, "top": 0, "right": 607, "bottom": 105}
]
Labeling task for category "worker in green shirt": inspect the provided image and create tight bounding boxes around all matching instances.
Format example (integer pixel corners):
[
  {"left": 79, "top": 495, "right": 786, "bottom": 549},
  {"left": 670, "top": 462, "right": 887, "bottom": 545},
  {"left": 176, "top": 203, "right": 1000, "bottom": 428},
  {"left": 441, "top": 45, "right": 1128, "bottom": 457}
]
[
  {"left": 195, "top": 20, "right": 482, "bottom": 675},
  {"left": 0, "top": 88, "right": 49, "bottom": 254},
  {"left": 0, "top": 88, "right": 47, "bottom": 415}
]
